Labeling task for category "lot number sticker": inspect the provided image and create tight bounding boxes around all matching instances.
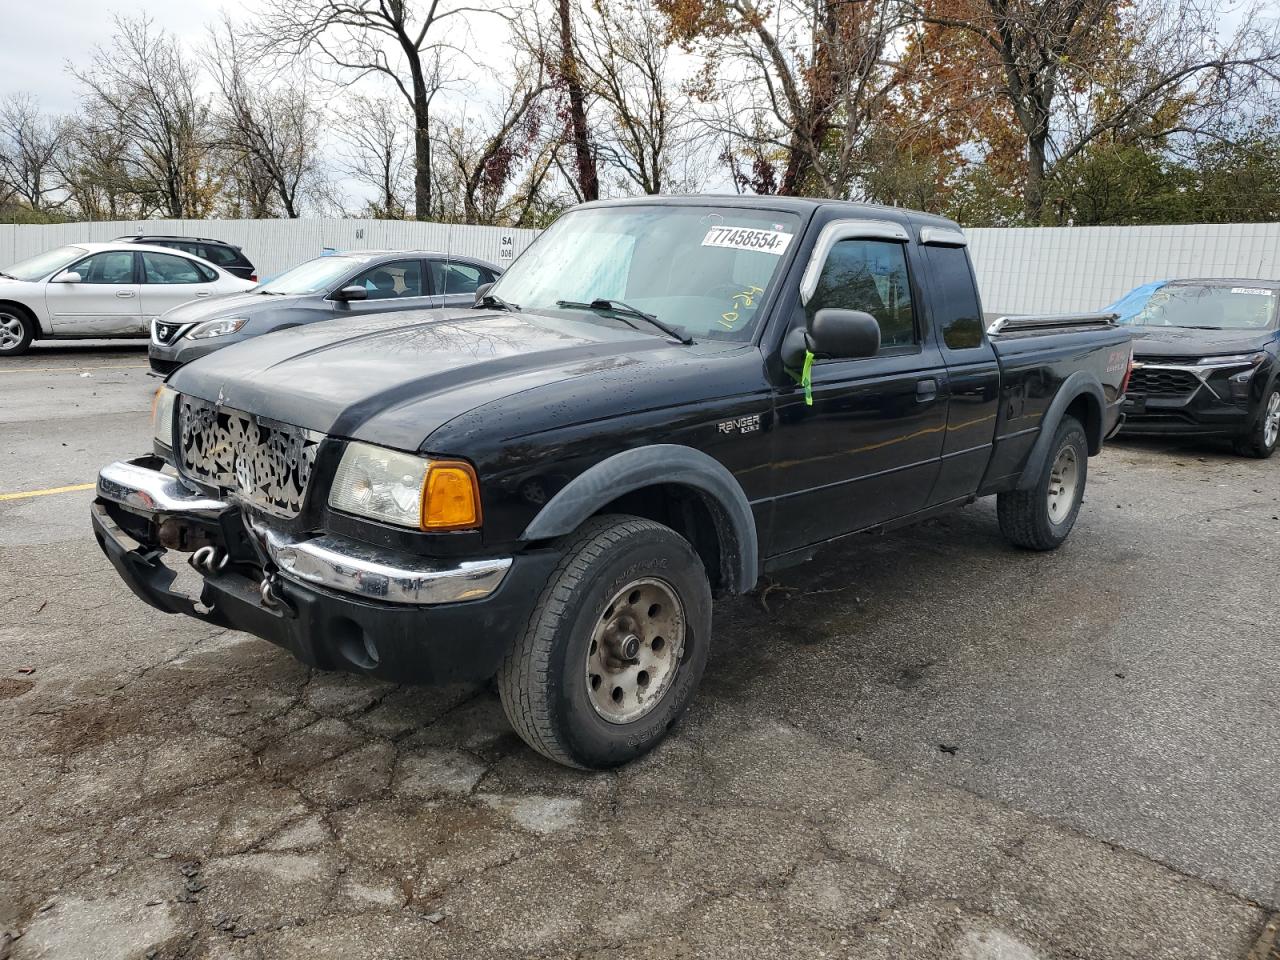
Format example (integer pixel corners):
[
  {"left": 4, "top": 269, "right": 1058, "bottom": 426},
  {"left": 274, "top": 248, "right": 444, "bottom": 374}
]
[
  {"left": 1231, "top": 287, "right": 1273, "bottom": 296},
  {"left": 702, "top": 226, "right": 793, "bottom": 256}
]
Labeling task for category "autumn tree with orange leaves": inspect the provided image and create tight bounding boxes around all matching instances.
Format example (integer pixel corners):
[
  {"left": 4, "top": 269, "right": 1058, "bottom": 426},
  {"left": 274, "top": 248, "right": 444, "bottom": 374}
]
[{"left": 908, "top": 0, "right": 1280, "bottom": 221}]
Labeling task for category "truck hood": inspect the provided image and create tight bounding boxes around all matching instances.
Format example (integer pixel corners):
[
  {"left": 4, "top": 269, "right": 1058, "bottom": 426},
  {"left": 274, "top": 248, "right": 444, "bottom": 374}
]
[
  {"left": 160, "top": 290, "right": 299, "bottom": 325},
  {"left": 168, "top": 307, "right": 710, "bottom": 451},
  {"left": 1129, "top": 326, "right": 1274, "bottom": 359}
]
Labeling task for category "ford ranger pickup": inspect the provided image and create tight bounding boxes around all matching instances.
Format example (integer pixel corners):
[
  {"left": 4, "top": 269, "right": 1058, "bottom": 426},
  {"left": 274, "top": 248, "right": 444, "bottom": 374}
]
[{"left": 92, "top": 196, "right": 1132, "bottom": 769}]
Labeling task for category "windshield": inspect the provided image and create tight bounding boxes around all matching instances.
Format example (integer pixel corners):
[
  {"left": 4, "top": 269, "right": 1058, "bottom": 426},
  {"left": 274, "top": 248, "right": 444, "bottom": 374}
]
[
  {"left": 3, "top": 245, "right": 87, "bottom": 282},
  {"left": 1128, "top": 284, "right": 1278, "bottom": 330},
  {"left": 259, "top": 256, "right": 364, "bottom": 295},
  {"left": 490, "top": 205, "right": 802, "bottom": 341}
]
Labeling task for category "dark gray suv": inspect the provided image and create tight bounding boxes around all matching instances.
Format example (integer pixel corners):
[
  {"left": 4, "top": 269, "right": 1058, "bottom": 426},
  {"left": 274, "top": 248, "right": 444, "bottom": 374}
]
[{"left": 149, "top": 250, "right": 501, "bottom": 374}]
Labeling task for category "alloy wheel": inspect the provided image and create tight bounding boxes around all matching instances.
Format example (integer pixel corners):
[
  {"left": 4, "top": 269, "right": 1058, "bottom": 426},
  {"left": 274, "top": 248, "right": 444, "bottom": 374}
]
[{"left": 1046, "top": 445, "right": 1080, "bottom": 524}]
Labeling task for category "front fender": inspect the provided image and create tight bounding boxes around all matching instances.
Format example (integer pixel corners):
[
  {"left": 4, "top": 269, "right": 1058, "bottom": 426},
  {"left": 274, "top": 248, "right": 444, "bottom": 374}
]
[{"left": 519, "top": 444, "right": 759, "bottom": 594}]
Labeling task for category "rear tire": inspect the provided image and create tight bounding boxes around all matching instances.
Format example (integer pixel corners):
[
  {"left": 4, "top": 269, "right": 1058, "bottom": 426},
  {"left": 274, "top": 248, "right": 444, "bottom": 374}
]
[
  {"left": 0, "top": 305, "right": 35, "bottom": 356},
  {"left": 1232, "top": 386, "right": 1280, "bottom": 459},
  {"left": 998, "top": 415, "right": 1088, "bottom": 551},
  {"left": 497, "top": 515, "right": 712, "bottom": 769}
]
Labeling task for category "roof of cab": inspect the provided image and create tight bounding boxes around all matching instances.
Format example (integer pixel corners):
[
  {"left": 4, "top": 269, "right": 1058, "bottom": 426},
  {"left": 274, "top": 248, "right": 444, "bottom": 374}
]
[{"left": 575, "top": 193, "right": 963, "bottom": 232}]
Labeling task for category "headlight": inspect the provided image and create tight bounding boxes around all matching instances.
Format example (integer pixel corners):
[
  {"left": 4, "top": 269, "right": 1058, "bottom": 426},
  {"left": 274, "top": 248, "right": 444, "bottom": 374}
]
[
  {"left": 186, "top": 318, "right": 247, "bottom": 340},
  {"left": 1197, "top": 352, "right": 1265, "bottom": 368},
  {"left": 329, "top": 441, "right": 481, "bottom": 531},
  {"left": 152, "top": 386, "right": 177, "bottom": 448}
]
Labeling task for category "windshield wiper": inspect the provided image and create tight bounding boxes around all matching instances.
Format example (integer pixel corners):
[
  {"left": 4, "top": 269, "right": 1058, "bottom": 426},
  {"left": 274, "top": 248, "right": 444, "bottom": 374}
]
[
  {"left": 555, "top": 298, "right": 693, "bottom": 344},
  {"left": 478, "top": 292, "right": 520, "bottom": 312},
  {"left": 0, "top": 271, "right": 14, "bottom": 279}
]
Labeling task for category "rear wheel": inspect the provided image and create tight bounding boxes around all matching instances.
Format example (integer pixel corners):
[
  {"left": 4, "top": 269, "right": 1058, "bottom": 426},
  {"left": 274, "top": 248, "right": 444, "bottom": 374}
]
[
  {"left": 998, "top": 415, "right": 1088, "bottom": 551},
  {"left": 497, "top": 515, "right": 712, "bottom": 769},
  {"left": 0, "top": 306, "right": 35, "bottom": 356},
  {"left": 1233, "top": 386, "right": 1280, "bottom": 459}
]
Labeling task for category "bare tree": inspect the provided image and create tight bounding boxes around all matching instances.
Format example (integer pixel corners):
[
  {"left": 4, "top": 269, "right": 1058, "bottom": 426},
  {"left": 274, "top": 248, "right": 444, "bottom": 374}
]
[
  {"left": 57, "top": 117, "right": 142, "bottom": 220},
  {"left": 555, "top": 0, "right": 599, "bottom": 200},
  {"left": 206, "top": 17, "right": 325, "bottom": 218},
  {"left": 0, "top": 93, "right": 69, "bottom": 214},
  {"left": 662, "top": 0, "right": 913, "bottom": 198},
  {"left": 575, "top": 0, "right": 694, "bottom": 194},
  {"left": 437, "top": 40, "right": 553, "bottom": 223},
  {"left": 71, "top": 16, "right": 216, "bottom": 218},
  {"left": 338, "top": 93, "right": 414, "bottom": 219},
  {"left": 258, "top": 0, "right": 503, "bottom": 220}
]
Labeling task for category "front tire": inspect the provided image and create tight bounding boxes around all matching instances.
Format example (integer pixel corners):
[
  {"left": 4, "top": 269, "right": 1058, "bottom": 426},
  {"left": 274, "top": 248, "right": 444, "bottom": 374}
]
[
  {"left": 0, "top": 306, "right": 35, "bottom": 356},
  {"left": 998, "top": 415, "right": 1088, "bottom": 551},
  {"left": 497, "top": 515, "right": 712, "bottom": 769},
  {"left": 1233, "top": 386, "right": 1280, "bottom": 459}
]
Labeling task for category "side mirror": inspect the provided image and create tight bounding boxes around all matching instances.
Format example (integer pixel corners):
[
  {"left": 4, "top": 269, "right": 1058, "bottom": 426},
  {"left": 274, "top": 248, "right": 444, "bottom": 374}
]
[
  {"left": 332, "top": 284, "right": 368, "bottom": 302},
  {"left": 52, "top": 271, "right": 81, "bottom": 283},
  {"left": 781, "top": 309, "right": 881, "bottom": 370},
  {"left": 811, "top": 309, "right": 880, "bottom": 359},
  {"left": 473, "top": 282, "right": 493, "bottom": 306}
]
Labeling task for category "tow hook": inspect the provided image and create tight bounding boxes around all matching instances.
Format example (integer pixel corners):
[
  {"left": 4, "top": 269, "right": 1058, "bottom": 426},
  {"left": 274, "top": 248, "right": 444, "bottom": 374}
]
[
  {"left": 260, "top": 573, "right": 282, "bottom": 609},
  {"left": 189, "top": 545, "right": 230, "bottom": 575}
]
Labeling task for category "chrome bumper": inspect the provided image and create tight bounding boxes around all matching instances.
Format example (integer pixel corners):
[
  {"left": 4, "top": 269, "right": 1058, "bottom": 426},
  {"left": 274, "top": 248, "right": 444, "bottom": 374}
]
[{"left": 96, "top": 458, "right": 511, "bottom": 606}]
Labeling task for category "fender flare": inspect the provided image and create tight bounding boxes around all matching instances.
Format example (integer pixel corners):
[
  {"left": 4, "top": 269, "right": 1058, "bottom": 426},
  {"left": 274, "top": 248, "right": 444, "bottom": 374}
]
[
  {"left": 1016, "top": 371, "right": 1105, "bottom": 490},
  {"left": 519, "top": 444, "right": 759, "bottom": 594}
]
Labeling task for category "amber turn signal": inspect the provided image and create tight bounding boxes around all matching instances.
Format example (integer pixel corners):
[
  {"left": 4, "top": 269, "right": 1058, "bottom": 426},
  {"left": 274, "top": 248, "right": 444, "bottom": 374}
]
[{"left": 421, "top": 460, "right": 482, "bottom": 530}]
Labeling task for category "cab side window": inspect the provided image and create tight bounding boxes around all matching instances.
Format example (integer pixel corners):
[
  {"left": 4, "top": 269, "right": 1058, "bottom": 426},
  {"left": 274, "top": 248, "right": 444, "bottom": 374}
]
[
  {"left": 73, "top": 251, "right": 135, "bottom": 284},
  {"left": 351, "top": 260, "right": 423, "bottom": 300},
  {"left": 141, "top": 252, "right": 209, "bottom": 284},
  {"left": 924, "top": 244, "right": 984, "bottom": 351},
  {"left": 807, "top": 240, "right": 916, "bottom": 349}
]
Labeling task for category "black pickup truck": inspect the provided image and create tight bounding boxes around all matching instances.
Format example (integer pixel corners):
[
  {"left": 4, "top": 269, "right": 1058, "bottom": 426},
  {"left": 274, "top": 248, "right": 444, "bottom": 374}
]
[{"left": 93, "top": 196, "right": 1131, "bottom": 769}]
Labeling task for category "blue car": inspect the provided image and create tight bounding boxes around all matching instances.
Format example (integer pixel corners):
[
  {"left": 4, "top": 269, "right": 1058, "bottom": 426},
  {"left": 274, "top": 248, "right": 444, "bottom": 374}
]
[{"left": 1104, "top": 280, "right": 1171, "bottom": 323}]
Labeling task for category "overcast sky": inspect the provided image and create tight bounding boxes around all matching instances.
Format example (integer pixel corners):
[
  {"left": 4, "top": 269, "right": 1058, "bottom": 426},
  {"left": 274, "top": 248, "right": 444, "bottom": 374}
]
[{"left": 1, "top": 0, "right": 256, "bottom": 113}]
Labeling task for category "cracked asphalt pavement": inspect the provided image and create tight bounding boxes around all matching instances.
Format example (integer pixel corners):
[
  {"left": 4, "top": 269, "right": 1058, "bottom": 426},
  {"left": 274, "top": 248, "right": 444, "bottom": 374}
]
[{"left": 2, "top": 344, "right": 1278, "bottom": 959}]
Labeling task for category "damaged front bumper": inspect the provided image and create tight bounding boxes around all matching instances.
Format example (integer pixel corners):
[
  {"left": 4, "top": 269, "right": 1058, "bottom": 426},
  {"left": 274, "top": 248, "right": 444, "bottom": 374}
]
[{"left": 91, "top": 456, "right": 554, "bottom": 683}]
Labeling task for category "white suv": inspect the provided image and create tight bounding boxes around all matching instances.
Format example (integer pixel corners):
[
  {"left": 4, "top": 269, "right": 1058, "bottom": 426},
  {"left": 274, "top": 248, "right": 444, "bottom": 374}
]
[{"left": 0, "top": 242, "right": 257, "bottom": 356}]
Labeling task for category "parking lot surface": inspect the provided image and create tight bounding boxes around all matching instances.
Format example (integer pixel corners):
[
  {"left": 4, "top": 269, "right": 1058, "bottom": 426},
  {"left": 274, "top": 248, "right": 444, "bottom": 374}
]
[{"left": 2, "top": 344, "right": 1278, "bottom": 959}]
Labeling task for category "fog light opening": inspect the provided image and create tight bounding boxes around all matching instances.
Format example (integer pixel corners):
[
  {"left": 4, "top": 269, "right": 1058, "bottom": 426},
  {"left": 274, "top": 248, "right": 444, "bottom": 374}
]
[{"left": 333, "top": 617, "right": 380, "bottom": 670}]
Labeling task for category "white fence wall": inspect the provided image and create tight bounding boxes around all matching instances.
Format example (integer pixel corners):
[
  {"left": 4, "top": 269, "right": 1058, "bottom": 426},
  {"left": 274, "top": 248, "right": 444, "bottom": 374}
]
[
  {"left": 0, "top": 219, "right": 541, "bottom": 279},
  {"left": 3, "top": 218, "right": 1278, "bottom": 315},
  {"left": 966, "top": 223, "right": 1280, "bottom": 314}
]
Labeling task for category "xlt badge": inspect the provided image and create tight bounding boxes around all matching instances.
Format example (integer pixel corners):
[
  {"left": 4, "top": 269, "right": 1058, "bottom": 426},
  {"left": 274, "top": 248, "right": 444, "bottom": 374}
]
[{"left": 717, "top": 414, "right": 762, "bottom": 435}]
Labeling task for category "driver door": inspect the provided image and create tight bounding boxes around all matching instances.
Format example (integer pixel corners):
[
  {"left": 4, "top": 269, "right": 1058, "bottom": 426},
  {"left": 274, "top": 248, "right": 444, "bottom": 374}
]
[
  {"left": 43, "top": 250, "right": 142, "bottom": 336},
  {"left": 768, "top": 227, "right": 949, "bottom": 556}
]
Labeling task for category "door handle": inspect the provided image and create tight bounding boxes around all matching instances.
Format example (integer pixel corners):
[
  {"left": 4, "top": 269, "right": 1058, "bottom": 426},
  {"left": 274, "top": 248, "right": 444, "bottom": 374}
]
[
  {"left": 115, "top": 290, "right": 136, "bottom": 299},
  {"left": 916, "top": 378, "right": 938, "bottom": 402}
]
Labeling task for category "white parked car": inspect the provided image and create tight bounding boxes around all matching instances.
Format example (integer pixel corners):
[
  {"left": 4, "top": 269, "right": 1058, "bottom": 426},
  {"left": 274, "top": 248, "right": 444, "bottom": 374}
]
[{"left": 0, "top": 242, "right": 257, "bottom": 356}]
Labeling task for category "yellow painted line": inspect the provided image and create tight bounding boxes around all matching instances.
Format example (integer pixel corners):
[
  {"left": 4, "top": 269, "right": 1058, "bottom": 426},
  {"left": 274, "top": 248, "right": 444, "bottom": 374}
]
[
  {"left": 0, "top": 482, "right": 96, "bottom": 502},
  {"left": 0, "top": 363, "right": 149, "bottom": 374}
]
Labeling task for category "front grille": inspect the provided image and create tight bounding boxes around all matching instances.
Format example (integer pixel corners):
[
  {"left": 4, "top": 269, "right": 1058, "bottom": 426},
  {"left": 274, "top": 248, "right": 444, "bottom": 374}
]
[
  {"left": 177, "top": 395, "right": 323, "bottom": 518},
  {"left": 1129, "top": 366, "right": 1200, "bottom": 399},
  {"left": 152, "top": 319, "right": 184, "bottom": 345}
]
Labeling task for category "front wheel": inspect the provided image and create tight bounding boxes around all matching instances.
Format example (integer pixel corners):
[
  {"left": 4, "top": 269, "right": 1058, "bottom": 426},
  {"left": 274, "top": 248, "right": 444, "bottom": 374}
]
[
  {"left": 0, "top": 306, "right": 35, "bottom": 356},
  {"left": 497, "top": 515, "right": 712, "bottom": 769},
  {"left": 998, "top": 415, "right": 1088, "bottom": 551},
  {"left": 1233, "top": 386, "right": 1280, "bottom": 459}
]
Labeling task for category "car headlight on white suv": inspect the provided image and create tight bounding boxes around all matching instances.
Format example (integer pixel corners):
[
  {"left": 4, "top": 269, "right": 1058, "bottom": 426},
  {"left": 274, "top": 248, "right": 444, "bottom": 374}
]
[
  {"left": 186, "top": 318, "right": 248, "bottom": 340},
  {"left": 329, "top": 441, "right": 481, "bottom": 530}
]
